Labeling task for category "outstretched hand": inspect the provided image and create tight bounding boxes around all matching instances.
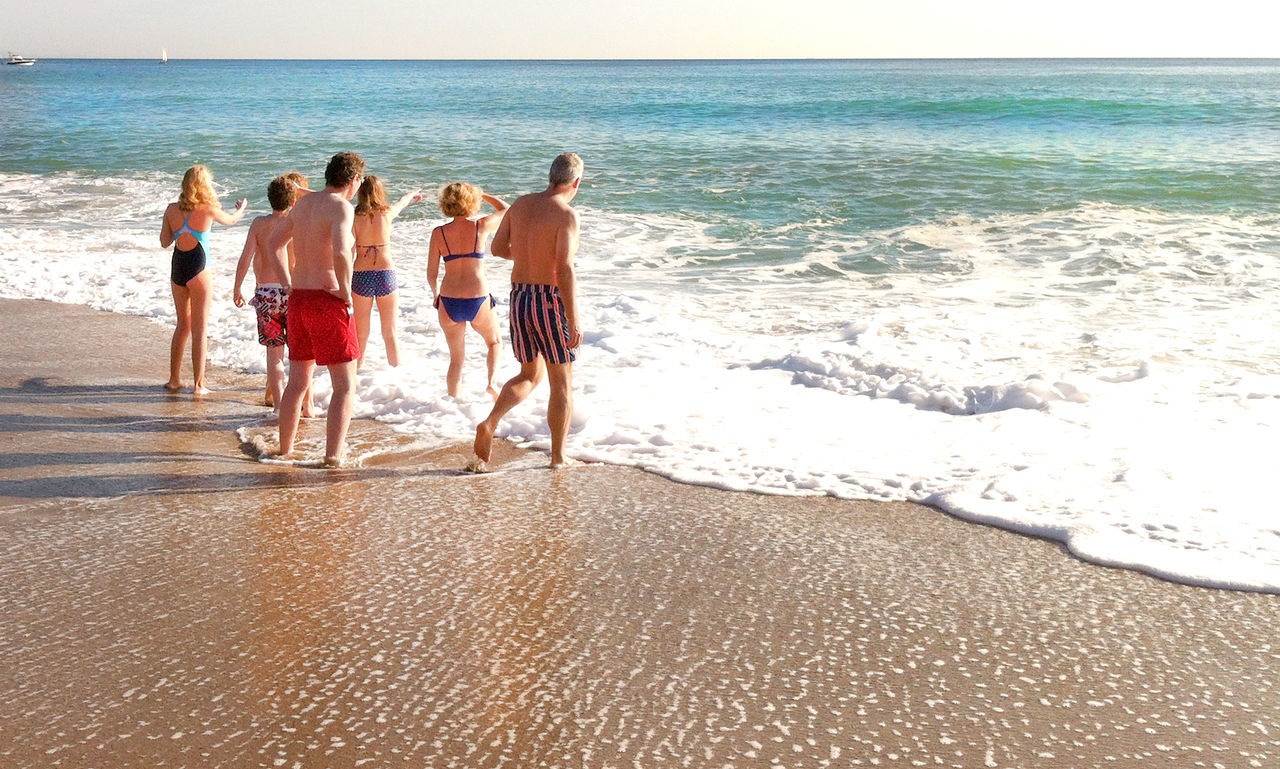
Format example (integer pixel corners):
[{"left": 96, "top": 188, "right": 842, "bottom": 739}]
[{"left": 235, "top": 198, "right": 248, "bottom": 210}]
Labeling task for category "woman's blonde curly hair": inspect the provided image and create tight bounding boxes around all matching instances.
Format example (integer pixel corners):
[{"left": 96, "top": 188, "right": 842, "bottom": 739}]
[{"left": 439, "top": 182, "right": 482, "bottom": 217}]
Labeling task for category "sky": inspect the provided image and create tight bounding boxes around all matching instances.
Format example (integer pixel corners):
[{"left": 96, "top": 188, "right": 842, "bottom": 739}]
[{"left": 4, "top": 0, "right": 1280, "bottom": 59}]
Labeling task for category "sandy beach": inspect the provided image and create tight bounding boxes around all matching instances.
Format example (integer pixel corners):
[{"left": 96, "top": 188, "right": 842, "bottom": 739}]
[{"left": 1, "top": 297, "right": 1277, "bottom": 769}]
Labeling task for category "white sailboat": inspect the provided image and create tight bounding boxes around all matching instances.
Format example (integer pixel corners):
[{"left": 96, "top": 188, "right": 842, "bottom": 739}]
[
  {"left": 6, "top": 52, "right": 37, "bottom": 66},
  {"left": 161, "top": 48, "right": 168, "bottom": 64}
]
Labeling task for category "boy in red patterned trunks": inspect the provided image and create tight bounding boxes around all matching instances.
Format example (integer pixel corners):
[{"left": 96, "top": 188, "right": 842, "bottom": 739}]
[{"left": 233, "top": 176, "right": 295, "bottom": 410}]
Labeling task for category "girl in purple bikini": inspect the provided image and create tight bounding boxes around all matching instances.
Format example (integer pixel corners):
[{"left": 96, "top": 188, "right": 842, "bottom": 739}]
[
  {"left": 351, "top": 176, "right": 421, "bottom": 368},
  {"left": 428, "top": 183, "right": 509, "bottom": 398}
]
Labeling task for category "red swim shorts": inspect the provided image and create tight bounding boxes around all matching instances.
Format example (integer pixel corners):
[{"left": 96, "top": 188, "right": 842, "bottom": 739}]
[{"left": 286, "top": 289, "right": 359, "bottom": 366}]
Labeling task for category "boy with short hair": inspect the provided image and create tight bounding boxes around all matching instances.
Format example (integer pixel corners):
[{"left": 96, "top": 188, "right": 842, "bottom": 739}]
[{"left": 233, "top": 176, "right": 294, "bottom": 409}]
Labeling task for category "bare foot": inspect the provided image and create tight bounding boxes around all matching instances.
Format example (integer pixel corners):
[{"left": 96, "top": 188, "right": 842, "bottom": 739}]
[
  {"left": 464, "top": 457, "right": 491, "bottom": 474},
  {"left": 550, "top": 456, "right": 577, "bottom": 470},
  {"left": 264, "top": 395, "right": 275, "bottom": 408},
  {"left": 473, "top": 421, "right": 494, "bottom": 463},
  {"left": 323, "top": 455, "right": 344, "bottom": 469},
  {"left": 264, "top": 450, "right": 300, "bottom": 462},
  {"left": 163, "top": 382, "right": 182, "bottom": 393},
  {"left": 194, "top": 386, "right": 211, "bottom": 397},
  {"left": 486, "top": 384, "right": 499, "bottom": 401}
]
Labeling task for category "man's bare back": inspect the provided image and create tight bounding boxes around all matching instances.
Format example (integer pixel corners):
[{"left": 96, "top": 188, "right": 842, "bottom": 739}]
[
  {"left": 492, "top": 183, "right": 582, "bottom": 348},
  {"left": 496, "top": 191, "right": 581, "bottom": 286},
  {"left": 275, "top": 190, "right": 356, "bottom": 300}
]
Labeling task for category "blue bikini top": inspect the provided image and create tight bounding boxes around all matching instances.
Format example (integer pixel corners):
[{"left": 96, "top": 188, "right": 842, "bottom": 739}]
[
  {"left": 439, "top": 220, "right": 483, "bottom": 263},
  {"left": 173, "top": 212, "right": 209, "bottom": 248}
]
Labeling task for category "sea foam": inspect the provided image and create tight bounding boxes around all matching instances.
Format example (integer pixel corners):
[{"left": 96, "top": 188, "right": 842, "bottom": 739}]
[{"left": 2, "top": 172, "right": 1278, "bottom": 592}]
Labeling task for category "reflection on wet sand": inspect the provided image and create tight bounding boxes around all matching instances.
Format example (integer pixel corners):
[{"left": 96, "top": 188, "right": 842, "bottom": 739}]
[{"left": 3, "top": 299, "right": 1280, "bottom": 769}]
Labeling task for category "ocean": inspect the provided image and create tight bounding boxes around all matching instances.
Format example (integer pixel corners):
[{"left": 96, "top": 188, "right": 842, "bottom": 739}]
[{"left": 1, "top": 59, "right": 1278, "bottom": 591}]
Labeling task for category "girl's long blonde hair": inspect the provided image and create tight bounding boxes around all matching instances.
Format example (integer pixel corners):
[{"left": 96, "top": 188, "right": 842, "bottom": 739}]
[
  {"left": 354, "top": 175, "right": 389, "bottom": 216},
  {"left": 178, "top": 165, "right": 219, "bottom": 211}
]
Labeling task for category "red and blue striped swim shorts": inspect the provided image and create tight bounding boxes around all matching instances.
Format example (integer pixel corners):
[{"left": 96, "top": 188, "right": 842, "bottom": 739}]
[{"left": 509, "top": 283, "right": 576, "bottom": 365}]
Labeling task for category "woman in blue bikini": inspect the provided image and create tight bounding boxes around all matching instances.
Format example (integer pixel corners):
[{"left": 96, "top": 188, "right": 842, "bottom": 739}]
[
  {"left": 351, "top": 176, "right": 421, "bottom": 368},
  {"left": 428, "top": 182, "right": 508, "bottom": 398},
  {"left": 159, "top": 165, "right": 247, "bottom": 394}
]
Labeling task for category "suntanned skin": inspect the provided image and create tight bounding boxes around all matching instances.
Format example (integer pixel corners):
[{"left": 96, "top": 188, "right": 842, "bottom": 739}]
[
  {"left": 267, "top": 172, "right": 362, "bottom": 466},
  {"left": 232, "top": 209, "right": 291, "bottom": 409},
  {"left": 473, "top": 176, "right": 582, "bottom": 468},
  {"left": 351, "top": 188, "right": 421, "bottom": 368},
  {"left": 160, "top": 196, "right": 247, "bottom": 395},
  {"left": 281, "top": 179, "right": 316, "bottom": 417},
  {"left": 428, "top": 191, "right": 509, "bottom": 398}
]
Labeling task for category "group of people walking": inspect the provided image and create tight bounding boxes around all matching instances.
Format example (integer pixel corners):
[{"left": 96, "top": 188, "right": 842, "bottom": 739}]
[{"left": 161, "top": 152, "right": 585, "bottom": 469}]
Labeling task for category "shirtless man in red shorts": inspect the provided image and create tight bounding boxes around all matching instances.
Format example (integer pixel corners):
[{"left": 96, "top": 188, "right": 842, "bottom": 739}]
[
  {"left": 473, "top": 153, "right": 584, "bottom": 470},
  {"left": 268, "top": 152, "right": 366, "bottom": 467}
]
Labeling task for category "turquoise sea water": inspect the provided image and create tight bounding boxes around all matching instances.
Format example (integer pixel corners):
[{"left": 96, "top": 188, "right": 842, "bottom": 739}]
[
  {"left": 5, "top": 59, "right": 1280, "bottom": 264},
  {"left": 3, "top": 59, "right": 1280, "bottom": 590}
]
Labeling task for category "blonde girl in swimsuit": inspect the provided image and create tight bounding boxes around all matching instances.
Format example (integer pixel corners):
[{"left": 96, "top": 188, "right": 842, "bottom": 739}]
[
  {"left": 159, "top": 164, "right": 247, "bottom": 394},
  {"left": 351, "top": 175, "right": 421, "bottom": 368},
  {"left": 428, "top": 182, "right": 509, "bottom": 398}
]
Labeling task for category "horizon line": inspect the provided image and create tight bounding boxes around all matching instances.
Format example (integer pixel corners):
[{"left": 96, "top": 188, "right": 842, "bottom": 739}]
[{"left": 16, "top": 56, "right": 1280, "bottom": 63}]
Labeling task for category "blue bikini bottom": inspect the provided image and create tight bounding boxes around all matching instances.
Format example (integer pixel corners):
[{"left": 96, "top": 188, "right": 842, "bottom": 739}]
[{"left": 438, "top": 294, "right": 496, "bottom": 323}]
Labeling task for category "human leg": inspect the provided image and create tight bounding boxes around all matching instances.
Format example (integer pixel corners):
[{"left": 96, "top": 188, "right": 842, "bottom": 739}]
[
  {"left": 545, "top": 361, "right": 574, "bottom": 467},
  {"left": 187, "top": 270, "right": 213, "bottom": 394},
  {"left": 473, "top": 358, "right": 545, "bottom": 462},
  {"left": 168, "top": 283, "right": 191, "bottom": 390},
  {"left": 438, "top": 302, "right": 467, "bottom": 397},
  {"left": 352, "top": 294, "right": 373, "bottom": 366},
  {"left": 265, "top": 345, "right": 286, "bottom": 409},
  {"left": 471, "top": 298, "right": 502, "bottom": 399},
  {"left": 301, "top": 382, "right": 317, "bottom": 418},
  {"left": 375, "top": 291, "right": 400, "bottom": 367},
  {"left": 277, "top": 359, "right": 315, "bottom": 455},
  {"left": 324, "top": 360, "right": 358, "bottom": 465}
]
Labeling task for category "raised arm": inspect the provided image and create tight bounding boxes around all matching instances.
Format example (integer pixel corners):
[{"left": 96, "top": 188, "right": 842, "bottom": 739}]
[
  {"left": 555, "top": 210, "right": 582, "bottom": 348},
  {"left": 331, "top": 203, "right": 357, "bottom": 306},
  {"left": 232, "top": 219, "right": 259, "bottom": 307},
  {"left": 478, "top": 193, "right": 509, "bottom": 236},
  {"left": 159, "top": 203, "right": 176, "bottom": 248},
  {"left": 211, "top": 198, "right": 249, "bottom": 226},
  {"left": 387, "top": 189, "right": 422, "bottom": 221}
]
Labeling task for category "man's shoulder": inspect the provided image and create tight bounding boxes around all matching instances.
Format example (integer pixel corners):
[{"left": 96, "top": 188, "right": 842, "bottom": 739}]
[
  {"left": 508, "top": 193, "right": 539, "bottom": 212},
  {"left": 293, "top": 191, "right": 348, "bottom": 219},
  {"left": 551, "top": 198, "right": 578, "bottom": 227}
]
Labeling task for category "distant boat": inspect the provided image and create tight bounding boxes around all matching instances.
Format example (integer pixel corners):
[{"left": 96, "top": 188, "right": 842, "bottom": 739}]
[
  {"left": 6, "top": 53, "right": 36, "bottom": 66},
  {"left": 161, "top": 48, "right": 168, "bottom": 64}
]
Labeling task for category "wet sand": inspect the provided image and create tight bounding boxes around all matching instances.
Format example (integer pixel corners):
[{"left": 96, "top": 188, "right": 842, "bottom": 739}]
[{"left": 1, "top": 297, "right": 1277, "bottom": 769}]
